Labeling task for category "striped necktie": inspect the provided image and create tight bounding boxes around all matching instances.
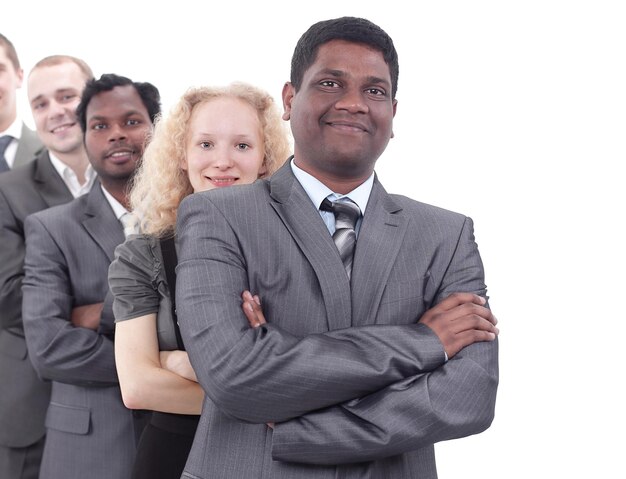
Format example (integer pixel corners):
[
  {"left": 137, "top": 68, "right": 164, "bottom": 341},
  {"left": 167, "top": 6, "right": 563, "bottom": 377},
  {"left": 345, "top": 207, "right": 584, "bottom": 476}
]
[{"left": 320, "top": 197, "right": 361, "bottom": 280}]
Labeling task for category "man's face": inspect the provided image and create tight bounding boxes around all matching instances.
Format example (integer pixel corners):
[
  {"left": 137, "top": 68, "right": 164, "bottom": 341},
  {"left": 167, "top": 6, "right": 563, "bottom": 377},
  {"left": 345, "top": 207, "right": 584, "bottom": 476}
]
[
  {"left": 84, "top": 85, "right": 152, "bottom": 183},
  {"left": 283, "top": 39, "right": 397, "bottom": 182},
  {"left": 28, "top": 62, "right": 88, "bottom": 156},
  {"left": 0, "top": 46, "right": 23, "bottom": 128}
]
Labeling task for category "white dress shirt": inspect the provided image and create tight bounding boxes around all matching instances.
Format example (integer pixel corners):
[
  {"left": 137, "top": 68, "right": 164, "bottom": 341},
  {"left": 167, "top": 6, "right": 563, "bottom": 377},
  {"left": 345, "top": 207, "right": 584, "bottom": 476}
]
[
  {"left": 49, "top": 153, "right": 97, "bottom": 198},
  {"left": 290, "top": 158, "right": 373, "bottom": 237}
]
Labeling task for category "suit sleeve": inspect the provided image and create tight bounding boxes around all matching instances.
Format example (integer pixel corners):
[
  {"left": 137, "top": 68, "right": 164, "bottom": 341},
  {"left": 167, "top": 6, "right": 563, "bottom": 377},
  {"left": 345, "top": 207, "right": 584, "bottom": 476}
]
[
  {"left": 176, "top": 194, "right": 447, "bottom": 424},
  {"left": 271, "top": 217, "right": 499, "bottom": 464},
  {"left": 0, "top": 188, "right": 27, "bottom": 333},
  {"left": 22, "top": 214, "right": 118, "bottom": 386}
]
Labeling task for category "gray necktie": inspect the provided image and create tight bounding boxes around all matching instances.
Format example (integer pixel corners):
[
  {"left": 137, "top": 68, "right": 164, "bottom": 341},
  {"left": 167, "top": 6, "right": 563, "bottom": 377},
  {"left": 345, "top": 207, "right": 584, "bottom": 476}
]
[
  {"left": 0, "top": 135, "right": 13, "bottom": 173},
  {"left": 320, "top": 197, "right": 361, "bottom": 279}
]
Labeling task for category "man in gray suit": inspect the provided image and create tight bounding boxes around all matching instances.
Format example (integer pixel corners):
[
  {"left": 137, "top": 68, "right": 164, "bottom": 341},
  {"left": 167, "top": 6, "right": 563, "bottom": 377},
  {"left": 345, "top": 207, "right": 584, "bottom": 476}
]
[
  {"left": 22, "top": 74, "right": 160, "bottom": 479},
  {"left": 0, "top": 34, "right": 41, "bottom": 172},
  {"left": 176, "top": 17, "right": 499, "bottom": 478},
  {"left": 0, "top": 55, "right": 94, "bottom": 479}
]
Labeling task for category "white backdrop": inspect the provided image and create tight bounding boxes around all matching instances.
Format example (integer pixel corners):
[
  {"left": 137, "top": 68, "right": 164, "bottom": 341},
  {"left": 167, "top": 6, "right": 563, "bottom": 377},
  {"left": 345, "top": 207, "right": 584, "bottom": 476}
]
[{"left": 4, "top": 1, "right": 625, "bottom": 477}]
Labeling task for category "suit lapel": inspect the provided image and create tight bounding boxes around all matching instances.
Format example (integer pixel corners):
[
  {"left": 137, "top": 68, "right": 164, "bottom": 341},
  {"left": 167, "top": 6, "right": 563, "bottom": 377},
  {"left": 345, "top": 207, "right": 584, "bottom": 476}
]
[
  {"left": 33, "top": 151, "right": 74, "bottom": 208},
  {"left": 14, "top": 124, "right": 43, "bottom": 168},
  {"left": 269, "top": 163, "right": 352, "bottom": 330},
  {"left": 350, "top": 178, "right": 407, "bottom": 326},
  {"left": 82, "top": 183, "right": 124, "bottom": 262}
]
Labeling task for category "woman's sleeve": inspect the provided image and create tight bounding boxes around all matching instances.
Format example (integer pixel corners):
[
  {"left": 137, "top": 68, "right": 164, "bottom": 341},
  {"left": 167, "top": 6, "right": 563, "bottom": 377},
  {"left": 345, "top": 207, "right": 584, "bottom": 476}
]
[{"left": 108, "top": 235, "right": 162, "bottom": 323}]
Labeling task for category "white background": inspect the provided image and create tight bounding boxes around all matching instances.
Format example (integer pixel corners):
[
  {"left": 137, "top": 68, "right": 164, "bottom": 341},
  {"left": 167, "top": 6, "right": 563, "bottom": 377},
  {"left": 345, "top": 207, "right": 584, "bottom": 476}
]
[{"left": 4, "top": 1, "right": 625, "bottom": 477}]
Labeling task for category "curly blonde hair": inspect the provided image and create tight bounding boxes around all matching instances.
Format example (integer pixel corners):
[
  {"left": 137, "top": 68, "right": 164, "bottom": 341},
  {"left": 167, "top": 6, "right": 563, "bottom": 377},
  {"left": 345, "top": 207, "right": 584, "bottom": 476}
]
[{"left": 129, "top": 82, "right": 292, "bottom": 237}]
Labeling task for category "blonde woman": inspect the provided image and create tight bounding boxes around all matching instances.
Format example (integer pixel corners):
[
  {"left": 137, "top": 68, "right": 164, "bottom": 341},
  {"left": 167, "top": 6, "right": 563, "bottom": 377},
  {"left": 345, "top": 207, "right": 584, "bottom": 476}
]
[{"left": 108, "top": 83, "right": 291, "bottom": 479}]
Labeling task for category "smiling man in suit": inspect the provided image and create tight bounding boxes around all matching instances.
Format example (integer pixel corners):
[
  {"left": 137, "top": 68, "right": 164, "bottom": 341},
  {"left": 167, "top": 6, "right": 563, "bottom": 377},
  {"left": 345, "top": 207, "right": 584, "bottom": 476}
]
[
  {"left": 22, "top": 74, "right": 160, "bottom": 479},
  {"left": 0, "top": 34, "right": 42, "bottom": 173},
  {"left": 176, "top": 17, "right": 499, "bottom": 479},
  {"left": 0, "top": 54, "right": 93, "bottom": 479}
]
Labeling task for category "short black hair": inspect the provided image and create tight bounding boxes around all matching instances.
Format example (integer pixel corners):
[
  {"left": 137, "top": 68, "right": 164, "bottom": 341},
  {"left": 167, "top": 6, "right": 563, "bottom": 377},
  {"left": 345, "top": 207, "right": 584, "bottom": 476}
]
[
  {"left": 76, "top": 73, "right": 161, "bottom": 132},
  {"left": 290, "top": 16, "right": 399, "bottom": 99}
]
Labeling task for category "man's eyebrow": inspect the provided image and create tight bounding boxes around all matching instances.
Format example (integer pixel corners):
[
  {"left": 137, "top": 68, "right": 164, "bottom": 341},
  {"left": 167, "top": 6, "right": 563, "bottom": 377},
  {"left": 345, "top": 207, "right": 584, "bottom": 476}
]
[
  {"left": 316, "top": 69, "right": 390, "bottom": 86},
  {"left": 88, "top": 110, "right": 145, "bottom": 122},
  {"left": 365, "top": 75, "right": 390, "bottom": 86}
]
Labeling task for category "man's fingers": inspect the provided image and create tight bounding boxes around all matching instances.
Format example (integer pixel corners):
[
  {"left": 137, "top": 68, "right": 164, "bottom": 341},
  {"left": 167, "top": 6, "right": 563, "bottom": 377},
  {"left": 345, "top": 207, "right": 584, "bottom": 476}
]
[
  {"left": 434, "top": 292, "right": 486, "bottom": 312},
  {"left": 448, "top": 312, "right": 498, "bottom": 334}
]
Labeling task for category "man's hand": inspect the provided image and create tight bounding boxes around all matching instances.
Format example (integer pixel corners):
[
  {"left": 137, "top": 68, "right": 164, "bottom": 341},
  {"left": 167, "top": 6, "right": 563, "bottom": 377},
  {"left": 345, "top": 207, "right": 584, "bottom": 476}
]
[
  {"left": 241, "top": 292, "right": 275, "bottom": 428},
  {"left": 241, "top": 290, "right": 266, "bottom": 328},
  {"left": 419, "top": 292, "right": 498, "bottom": 359},
  {"left": 70, "top": 302, "right": 104, "bottom": 330}
]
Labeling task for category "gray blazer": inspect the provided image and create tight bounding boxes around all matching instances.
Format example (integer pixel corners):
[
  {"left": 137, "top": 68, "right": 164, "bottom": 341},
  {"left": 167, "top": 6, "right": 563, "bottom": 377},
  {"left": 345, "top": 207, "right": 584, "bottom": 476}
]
[
  {"left": 13, "top": 123, "right": 42, "bottom": 168},
  {"left": 175, "top": 162, "right": 499, "bottom": 479},
  {"left": 22, "top": 184, "right": 143, "bottom": 479},
  {"left": 0, "top": 150, "right": 72, "bottom": 449}
]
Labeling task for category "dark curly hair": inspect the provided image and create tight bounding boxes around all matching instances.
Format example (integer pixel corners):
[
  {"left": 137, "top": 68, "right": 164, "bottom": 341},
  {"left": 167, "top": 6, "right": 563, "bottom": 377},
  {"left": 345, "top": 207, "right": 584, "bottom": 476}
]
[{"left": 76, "top": 73, "right": 161, "bottom": 132}]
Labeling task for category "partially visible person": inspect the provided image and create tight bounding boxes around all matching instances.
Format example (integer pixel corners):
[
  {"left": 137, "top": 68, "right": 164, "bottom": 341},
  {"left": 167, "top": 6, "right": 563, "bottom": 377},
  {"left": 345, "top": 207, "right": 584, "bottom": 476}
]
[
  {"left": 175, "top": 16, "right": 498, "bottom": 478},
  {"left": 108, "top": 82, "right": 291, "bottom": 479},
  {"left": 0, "top": 33, "right": 41, "bottom": 172},
  {"left": 0, "top": 54, "right": 93, "bottom": 479},
  {"left": 22, "top": 73, "right": 160, "bottom": 479}
]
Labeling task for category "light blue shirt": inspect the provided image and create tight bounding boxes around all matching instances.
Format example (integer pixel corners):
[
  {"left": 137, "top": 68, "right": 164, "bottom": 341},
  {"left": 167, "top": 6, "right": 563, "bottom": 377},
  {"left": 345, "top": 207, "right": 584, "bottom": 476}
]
[{"left": 290, "top": 159, "right": 374, "bottom": 237}]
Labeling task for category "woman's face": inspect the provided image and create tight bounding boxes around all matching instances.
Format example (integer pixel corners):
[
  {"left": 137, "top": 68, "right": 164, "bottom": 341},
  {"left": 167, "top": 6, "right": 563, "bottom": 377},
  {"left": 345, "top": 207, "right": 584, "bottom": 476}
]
[{"left": 183, "top": 97, "right": 266, "bottom": 193}]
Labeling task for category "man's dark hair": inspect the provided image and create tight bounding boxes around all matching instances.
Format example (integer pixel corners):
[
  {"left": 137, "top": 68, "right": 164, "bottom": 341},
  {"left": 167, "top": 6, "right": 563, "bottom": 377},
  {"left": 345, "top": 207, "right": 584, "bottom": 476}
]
[
  {"left": 0, "top": 33, "right": 20, "bottom": 70},
  {"left": 76, "top": 73, "right": 161, "bottom": 132},
  {"left": 290, "top": 16, "right": 399, "bottom": 99}
]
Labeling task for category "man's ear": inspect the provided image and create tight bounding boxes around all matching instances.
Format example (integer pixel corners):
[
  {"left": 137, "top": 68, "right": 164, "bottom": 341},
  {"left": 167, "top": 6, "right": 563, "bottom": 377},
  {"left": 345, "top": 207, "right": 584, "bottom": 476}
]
[
  {"left": 282, "top": 82, "right": 295, "bottom": 121},
  {"left": 16, "top": 67, "right": 24, "bottom": 88},
  {"left": 391, "top": 99, "right": 398, "bottom": 138}
]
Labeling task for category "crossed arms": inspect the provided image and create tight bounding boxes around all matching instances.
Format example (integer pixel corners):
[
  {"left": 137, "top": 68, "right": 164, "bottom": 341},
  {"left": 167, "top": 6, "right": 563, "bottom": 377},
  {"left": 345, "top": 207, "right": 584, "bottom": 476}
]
[{"left": 176, "top": 194, "right": 499, "bottom": 464}]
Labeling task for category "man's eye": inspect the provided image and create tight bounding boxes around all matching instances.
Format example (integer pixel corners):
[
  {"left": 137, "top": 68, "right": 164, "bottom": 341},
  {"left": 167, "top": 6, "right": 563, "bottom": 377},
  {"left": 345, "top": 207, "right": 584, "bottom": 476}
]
[
  {"left": 127, "top": 119, "right": 140, "bottom": 126},
  {"left": 92, "top": 124, "right": 107, "bottom": 130},
  {"left": 366, "top": 88, "right": 385, "bottom": 96}
]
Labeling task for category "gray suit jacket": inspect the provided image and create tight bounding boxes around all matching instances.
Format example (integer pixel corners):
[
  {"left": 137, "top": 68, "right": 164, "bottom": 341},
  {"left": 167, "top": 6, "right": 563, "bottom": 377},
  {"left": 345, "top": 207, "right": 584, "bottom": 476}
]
[
  {"left": 13, "top": 123, "right": 42, "bottom": 168},
  {"left": 0, "top": 150, "right": 72, "bottom": 448},
  {"left": 22, "top": 184, "right": 142, "bottom": 479},
  {"left": 176, "top": 163, "right": 499, "bottom": 479}
]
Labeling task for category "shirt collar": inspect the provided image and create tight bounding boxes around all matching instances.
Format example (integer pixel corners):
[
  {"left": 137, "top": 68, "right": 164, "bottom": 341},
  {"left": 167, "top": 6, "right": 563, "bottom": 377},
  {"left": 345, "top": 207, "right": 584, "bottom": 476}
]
[
  {"left": 48, "top": 153, "right": 97, "bottom": 197},
  {"left": 0, "top": 117, "right": 23, "bottom": 139},
  {"left": 290, "top": 158, "right": 374, "bottom": 214},
  {"left": 100, "top": 184, "right": 130, "bottom": 220}
]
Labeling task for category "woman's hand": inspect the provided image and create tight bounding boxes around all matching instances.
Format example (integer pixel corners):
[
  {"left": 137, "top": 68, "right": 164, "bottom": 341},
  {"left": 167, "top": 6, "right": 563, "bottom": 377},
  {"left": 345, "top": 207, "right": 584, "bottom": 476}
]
[
  {"left": 241, "top": 290, "right": 266, "bottom": 328},
  {"left": 160, "top": 350, "right": 198, "bottom": 382}
]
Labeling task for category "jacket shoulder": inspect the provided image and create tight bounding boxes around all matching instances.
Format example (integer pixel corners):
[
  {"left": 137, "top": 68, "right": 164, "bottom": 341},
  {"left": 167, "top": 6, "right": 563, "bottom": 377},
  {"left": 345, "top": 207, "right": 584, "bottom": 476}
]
[{"left": 390, "top": 194, "right": 468, "bottom": 223}]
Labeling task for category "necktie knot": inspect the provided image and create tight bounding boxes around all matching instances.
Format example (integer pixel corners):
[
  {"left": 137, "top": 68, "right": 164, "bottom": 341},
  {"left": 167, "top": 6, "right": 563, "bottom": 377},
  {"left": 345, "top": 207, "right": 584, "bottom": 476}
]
[
  {"left": 120, "top": 212, "right": 139, "bottom": 238},
  {"left": 320, "top": 197, "right": 361, "bottom": 231},
  {"left": 0, "top": 135, "right": 13, "bottom": 149}
]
